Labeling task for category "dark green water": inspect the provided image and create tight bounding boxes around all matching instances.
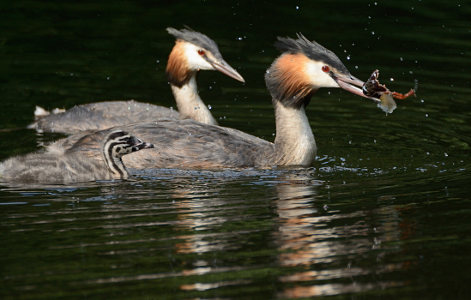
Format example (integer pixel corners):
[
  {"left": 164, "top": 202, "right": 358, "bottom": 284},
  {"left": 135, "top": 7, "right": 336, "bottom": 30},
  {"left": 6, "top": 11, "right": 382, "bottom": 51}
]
[{"left": 1, "top": 1, "right": 470, "bottom": 299}]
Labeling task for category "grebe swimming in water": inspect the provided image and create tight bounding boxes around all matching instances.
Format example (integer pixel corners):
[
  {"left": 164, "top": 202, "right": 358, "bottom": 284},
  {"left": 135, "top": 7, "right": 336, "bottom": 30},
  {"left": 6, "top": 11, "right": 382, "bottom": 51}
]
[
  {"left": 46, "top": 33, "right": 381, "bottom": 169},
  {"left": 29, "top": 27, "right": 245, "bottom": 134},
  {"left": 0, "top": 130, "right": 153, "bottom": 184}
]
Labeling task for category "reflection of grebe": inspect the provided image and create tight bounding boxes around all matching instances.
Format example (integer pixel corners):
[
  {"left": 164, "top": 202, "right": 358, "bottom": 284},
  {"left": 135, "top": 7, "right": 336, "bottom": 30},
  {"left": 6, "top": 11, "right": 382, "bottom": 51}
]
[
  {"left": 48, "top": 34, "right": 379, "bottom": 169},
  {"left": 29, "top": 27, "right": 245, "bottom": 133},
  {"left": 0, "top": 130, "right": 153, "bottom": 184}
]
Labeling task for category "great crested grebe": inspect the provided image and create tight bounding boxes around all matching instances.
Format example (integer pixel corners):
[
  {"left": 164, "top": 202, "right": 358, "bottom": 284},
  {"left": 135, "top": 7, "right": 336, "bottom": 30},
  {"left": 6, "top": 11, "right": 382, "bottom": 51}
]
[
  {"left": 28, "top": 27, "right": 245, "bottom": 134},
  {"left": 0, "top": 130, "right": 153, "bottom": 184},
  {"left": 46, "top": 33, "right": 380, "bottom": 169}
]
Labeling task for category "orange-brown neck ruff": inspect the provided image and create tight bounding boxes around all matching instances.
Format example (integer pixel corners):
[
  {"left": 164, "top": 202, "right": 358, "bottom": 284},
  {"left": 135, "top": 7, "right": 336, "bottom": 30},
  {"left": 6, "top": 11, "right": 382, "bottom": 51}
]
[
  {"left": 166, "top": 41, "right": 194, "bottom": 87},
  {"left": 265, "top": 53, "right": 314, "bottom": 109}
]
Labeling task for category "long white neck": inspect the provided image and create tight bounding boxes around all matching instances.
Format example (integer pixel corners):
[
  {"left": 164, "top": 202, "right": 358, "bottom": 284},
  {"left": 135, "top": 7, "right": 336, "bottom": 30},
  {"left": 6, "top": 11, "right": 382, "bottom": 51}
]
[
  {"left": 170, "top": 75, "right": 218, "bottom": 125},
  {"left": 273, "top": 100, "right": 316, "bottom": 166}
]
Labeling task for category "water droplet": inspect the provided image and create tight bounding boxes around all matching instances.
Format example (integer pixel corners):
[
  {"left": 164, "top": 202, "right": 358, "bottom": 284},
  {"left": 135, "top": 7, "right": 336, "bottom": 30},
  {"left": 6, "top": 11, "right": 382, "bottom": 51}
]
[
  {"left": 295, "top": 5, "right": 299, "bottom": 10},
  {"left": 420, "top": 99, "right": 425, "bottom": 103},
  {"left": 425, "top": 113, "right": 429, "bottom": 117},
  {"left": 156, "top": 59, "right": 160, "bottom": 64},
  {"left": 390, "top": 78, "right": 394, "bottom": 81},
  {"left": 237, "top": 36, "right": 243, "bottom": 41},
  {"left": 106, "top": 76, "right": 110, "bottom": 80},
  {"left": 346, "top": 55, "right": 351, "bottom": 60},
  {"left": 355, "top": 65, "right": 359, "bottom": 69},
  {"left": 371, "top": 31, "right": 375, "bottom": 35},
  {"left": 208, "top": 104, "right": 212, "bottom": 110},
  {"left": 444, "top": 152, "right": 448, "bottom": 157},
  {"left": 374, "top": 1, "right": 378, "bottom": 5},
  {"left": 400, "top": 57, "right": 404, "bottom": 61}
]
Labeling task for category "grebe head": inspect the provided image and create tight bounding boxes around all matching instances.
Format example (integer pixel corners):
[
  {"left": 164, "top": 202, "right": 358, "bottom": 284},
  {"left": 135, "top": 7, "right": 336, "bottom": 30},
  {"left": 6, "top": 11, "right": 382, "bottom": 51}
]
[
  {"left": 265, "top": 33, "right": 378, "bottom": 108},
  {"left": 105, "top": 130, "right": 154, "bottom": 157},
  {"left": 166, "top": 27, "right": 245, "bottom": 87},
  {"left": 103, "top": 130, "right": 154, "bottom": 179}
]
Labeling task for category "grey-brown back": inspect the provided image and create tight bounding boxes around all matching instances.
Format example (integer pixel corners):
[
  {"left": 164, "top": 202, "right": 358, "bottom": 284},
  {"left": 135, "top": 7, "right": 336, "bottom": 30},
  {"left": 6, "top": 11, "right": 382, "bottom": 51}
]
[
  {"left": 0, "top": 129, "right": 153, "bottom": 184},
  {"left": 48, "top": 119, "right": 276, "bottom": 169},
  {"left": 29, "top": 100, "right": 180, "bottom": 134},
  {"left": 0, "top": 151, "right": 112, "bottom": 184}
]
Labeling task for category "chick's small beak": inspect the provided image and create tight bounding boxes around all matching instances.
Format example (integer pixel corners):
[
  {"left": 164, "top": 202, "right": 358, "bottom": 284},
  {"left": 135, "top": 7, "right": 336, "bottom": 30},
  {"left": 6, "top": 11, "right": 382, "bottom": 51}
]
[
  {"left": 208, "top": 58, "right": 245, "bottom": 83},
  {"left": 333, "top": 73, "right": 380, "bottom": 103},
  {"left": 135, "top": 142, "right": 154, "bottom": 151}
]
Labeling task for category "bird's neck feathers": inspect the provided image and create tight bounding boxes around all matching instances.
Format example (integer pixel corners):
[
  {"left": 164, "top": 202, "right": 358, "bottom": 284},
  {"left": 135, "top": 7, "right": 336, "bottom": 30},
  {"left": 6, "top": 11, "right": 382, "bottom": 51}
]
[
  {"left": 265, "top": 53, "right": 317, "bottom": 166},
  {"left": 170, "top": 77, "right": 217, "bottom": 125},
  {"left": 265, "top": 53, "right": 315, "bottom": 109},
  {"left": 167, "top": 41, "right": 217, "bottom": 125},
  {"left": 166, "top": 41, "right": 194, "bottom": 87},
  {"left": 102, "top": 142, "right": 129, "bottom": 180}
]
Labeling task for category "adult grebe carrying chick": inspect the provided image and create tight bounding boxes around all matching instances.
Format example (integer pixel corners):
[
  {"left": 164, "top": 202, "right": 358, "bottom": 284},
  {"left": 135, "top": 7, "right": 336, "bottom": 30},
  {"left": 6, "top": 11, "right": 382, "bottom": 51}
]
[{"left": 46, "top": 33, "right": 383, "bottom": 169}]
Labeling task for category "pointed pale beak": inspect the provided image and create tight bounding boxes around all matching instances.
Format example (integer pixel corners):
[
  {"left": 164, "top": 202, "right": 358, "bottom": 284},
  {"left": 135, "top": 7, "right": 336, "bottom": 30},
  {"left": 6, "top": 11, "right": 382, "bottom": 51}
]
[
  {"left": 133, "top": 141, "right": 154, "bottom": 151},
  {"left": 141, "top": 142, "right": 154, "bottom": 149},
  {"left": 208, "top": 58, "right": 245, "bottom": 83},
  {"left": 333, "top": 73, "right": 380, "bottom": 103}
]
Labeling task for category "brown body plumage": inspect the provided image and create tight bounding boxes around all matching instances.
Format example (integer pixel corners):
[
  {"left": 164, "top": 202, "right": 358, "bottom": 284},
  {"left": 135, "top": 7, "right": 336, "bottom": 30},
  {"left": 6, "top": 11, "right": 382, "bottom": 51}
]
[
  {"left": 46, "top": 34, "right": 380, "bottom": 169},
  {"left": 28, "top": 27, "right": 244, "bottom": 134}
]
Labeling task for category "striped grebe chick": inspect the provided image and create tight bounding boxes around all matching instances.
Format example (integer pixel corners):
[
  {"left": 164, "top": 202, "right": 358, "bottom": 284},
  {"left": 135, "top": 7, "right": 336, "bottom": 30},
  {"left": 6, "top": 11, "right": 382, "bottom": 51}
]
[
  {"left": 46, "top": 34, "right": 381, "bottom": 169},
  {"left": 0, "top": 130, "right": 153, "bottom": 184},
  {"left": 28, "top": 27, "right": 245, "bottom": 134}
]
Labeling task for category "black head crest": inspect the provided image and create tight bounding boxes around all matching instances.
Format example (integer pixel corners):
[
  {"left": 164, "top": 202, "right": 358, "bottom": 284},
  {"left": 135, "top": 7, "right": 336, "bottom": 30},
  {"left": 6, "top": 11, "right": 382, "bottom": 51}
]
[
  {"left": 167, "top": 27, "right": 222, "bottom": 59},
  {"left": 275, "top": 33, "right": 349, "bottom": 74}
]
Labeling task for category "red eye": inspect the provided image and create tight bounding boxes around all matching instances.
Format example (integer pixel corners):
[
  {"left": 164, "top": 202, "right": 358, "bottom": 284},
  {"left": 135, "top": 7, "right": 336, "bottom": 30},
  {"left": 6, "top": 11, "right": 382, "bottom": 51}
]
[
  {"left": 197, "top": 49, "right": 205, "bottom": 56},
  {"left": 322, "top": 65, "right": 330, "bottom": 72}
]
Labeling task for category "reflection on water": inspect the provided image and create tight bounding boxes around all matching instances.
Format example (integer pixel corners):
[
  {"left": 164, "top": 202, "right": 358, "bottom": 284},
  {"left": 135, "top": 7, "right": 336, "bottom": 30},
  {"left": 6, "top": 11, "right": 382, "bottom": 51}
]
[
  {"left": 273, "top": 172, "right": 403, "bottom": 297},
  {"left": 1, "top": 164, "right": 470, "bottom": 298}
]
